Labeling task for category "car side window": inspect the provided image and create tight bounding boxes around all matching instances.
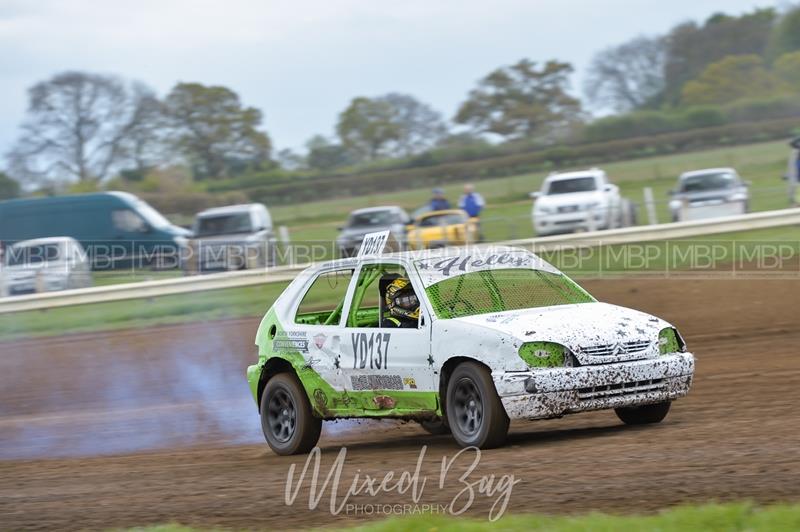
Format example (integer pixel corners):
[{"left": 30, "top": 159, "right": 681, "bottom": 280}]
[
  {"left": 347, "top": 264, "right": 419, "bottom": 329},
  {"left": 112, "top": 209, "right": 147, "bottom": 233},
  {"left": 294, "top": 269, "right": 354, "bottom": 326}
]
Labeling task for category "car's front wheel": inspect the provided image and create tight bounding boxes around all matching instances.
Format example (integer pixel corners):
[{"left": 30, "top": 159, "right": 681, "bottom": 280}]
[
  {"left": 419, "top": 417, "right": 450, "bottom": 435},
  {"left": 445, "top": 362, "right": 509, "bottom": 448},
  {"left": 615, "top": 401, "right": 671, "bottom": 425},
  {"left": 261, "top": 373, "right": 322, "bottom": 455}
]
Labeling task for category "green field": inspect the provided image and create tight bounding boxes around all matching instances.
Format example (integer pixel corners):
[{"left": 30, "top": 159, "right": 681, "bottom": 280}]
[
  {"left": 121, "top": 502, "right": 800, "bottom": 532},
  {"left": 57, "top": 139, "right": 793, "bottom": 289},
  {"left": 2, "top": 225, "right": 797, "bottom": 341},
  {"left": 274, "top": 140, "right": 793, "bottom": 246}
]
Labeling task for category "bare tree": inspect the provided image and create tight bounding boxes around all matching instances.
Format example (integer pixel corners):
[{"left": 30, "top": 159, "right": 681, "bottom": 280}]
[
  {"left": 6, "top": 71, "right": 153, "bottom": 185},
  {"left": 125, "top": 83, "right": 168, "bottom": 174},
  {"left": 584, "top": 36, "right": 667, "bottom": 112}
]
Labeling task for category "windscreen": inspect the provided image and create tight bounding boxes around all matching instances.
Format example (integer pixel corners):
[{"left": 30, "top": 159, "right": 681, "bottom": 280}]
[
  {"left": 348, "top": 211, "right": 395, "bottom": 228},
  {"left": 134, "top": 200, "right": 172, "bottom": 230},
  {"left": 546, "top": 177, "right": 597, "bottom": 195},
  {"left": 418, "top": 212, "right": 465, "bottom": 227},
  {"left": 680, "top": 172, "right": 736, "bottom": 192},
  {"left": 195, "top": 213, "right": 253, "bottom": 236},
  {"left": 425, "top": 268, "right": 595, "bottom": 319}
]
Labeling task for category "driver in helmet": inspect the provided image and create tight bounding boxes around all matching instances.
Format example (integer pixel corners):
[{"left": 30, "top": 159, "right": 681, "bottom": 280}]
[{"left": 383, "top": 278, "right": 420, "bottom": 328}]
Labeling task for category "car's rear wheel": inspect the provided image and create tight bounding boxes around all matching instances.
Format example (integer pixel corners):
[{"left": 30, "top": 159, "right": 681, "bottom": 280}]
[
  {"left": 261, "top": 373, "right": 321, "bottom": 455},
  {"left": 615, "top": 401, "right": 671, "bottom": 425},
  {"left": 445, "top": 362, "right": 509, "bottom": 448}
]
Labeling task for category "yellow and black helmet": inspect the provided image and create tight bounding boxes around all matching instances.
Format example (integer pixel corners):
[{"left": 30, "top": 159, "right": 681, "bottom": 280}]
[{"left": 385, "top": 278, "right": 420, "bottom": 321}]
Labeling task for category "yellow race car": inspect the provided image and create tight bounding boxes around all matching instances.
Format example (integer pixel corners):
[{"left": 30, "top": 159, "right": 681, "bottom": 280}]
[{"left": 406, "top": 209, "right": 479, "bottom": 250}]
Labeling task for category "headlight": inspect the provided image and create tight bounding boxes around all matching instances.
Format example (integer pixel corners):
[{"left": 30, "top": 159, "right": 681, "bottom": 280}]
[
  {"left": 535, "top": 206, "right": 553, "bottom": 215},
  {"left": 518, "top": 342, "right": 566, "bottom": 368},
  {"left": 584, "top": 202, "right": 600, "bottom": 210},
  {"left": 727, "top": 193, "right": 747, "bottom": 202},
  {"left": 658, "top": 327, "right": 684, "bottom": 355}
]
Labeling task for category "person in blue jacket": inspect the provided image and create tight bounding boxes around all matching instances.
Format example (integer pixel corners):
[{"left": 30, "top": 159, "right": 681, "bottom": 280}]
[
  {"left": 459, "top": 184, "right": 486, "bottom": 242},
  {"left": 429, "top": 188, "right": 451, "bottom": 211},
  {"left": 459, "top": 184, "right": 486, "bottom": 218}
]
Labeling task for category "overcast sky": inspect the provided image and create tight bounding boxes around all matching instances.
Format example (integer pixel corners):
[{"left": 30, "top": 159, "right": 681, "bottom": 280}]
[{"left": 0, "top": 0, "right": 778, "bottom": 157}]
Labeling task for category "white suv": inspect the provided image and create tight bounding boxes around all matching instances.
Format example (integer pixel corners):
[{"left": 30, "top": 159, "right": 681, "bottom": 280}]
[{"left": 531, "top": 169, "right": 624, "bottom": 236}]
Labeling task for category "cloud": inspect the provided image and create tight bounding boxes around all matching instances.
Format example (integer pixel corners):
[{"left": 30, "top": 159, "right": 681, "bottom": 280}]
[{"left": 0, "top": 0, "right": 781, "bottom": 156}]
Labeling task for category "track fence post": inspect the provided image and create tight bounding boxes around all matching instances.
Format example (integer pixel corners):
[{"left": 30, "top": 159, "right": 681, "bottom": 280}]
[{"left": 643, "top": 187, "right": 659, "bottom": 226}]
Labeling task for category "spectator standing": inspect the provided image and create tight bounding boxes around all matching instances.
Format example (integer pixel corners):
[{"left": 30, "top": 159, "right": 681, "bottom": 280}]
[
  {"left": 459, "top": 184, "right": 486, "bottom": 218},
  {"left": 430, "top": 188, "right": 451, "bottom": 211},
  {"left": 790, "top": 137, "right": 800, "bottom": 206}
]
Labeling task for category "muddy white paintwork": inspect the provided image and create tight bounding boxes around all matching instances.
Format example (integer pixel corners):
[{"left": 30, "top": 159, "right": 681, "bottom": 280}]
[
  {"left": 261, "top": 245, "right": 695, "bottom": 417},
  {"left": 455, "top": 302, "right": 668, "bottom": 365}
]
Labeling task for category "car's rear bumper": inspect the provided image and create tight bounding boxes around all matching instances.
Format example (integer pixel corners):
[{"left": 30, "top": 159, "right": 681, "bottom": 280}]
[{"left": 494, "top": 352, "right": 694, "bottom": 420}]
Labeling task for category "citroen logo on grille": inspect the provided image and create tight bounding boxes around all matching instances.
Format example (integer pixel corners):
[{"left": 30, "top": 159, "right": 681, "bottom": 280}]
[{"left": 611, "top": 342, "right": 628, "bottom": 355}]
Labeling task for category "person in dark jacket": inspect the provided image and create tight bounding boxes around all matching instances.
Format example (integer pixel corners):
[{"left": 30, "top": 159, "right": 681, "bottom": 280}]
[{"left": 429, "top": 188, "right": 451, "bottom": 211}]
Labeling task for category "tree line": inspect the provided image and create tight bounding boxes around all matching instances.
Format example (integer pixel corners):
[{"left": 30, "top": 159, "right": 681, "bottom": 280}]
[{"left": 2, "top": 5, "right": 800, "bottom": 198}]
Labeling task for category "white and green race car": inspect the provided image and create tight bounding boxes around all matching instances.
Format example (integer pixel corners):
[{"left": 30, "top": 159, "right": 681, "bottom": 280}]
[{"left": 247, "top": 242, "right": 694, "bottom": 455}]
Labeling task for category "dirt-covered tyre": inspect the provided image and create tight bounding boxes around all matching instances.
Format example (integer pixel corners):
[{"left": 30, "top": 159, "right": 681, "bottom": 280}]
[
  {"left": 419, "top": 417, "right": 450, "bottom": 435},
  {"left": 615, "top": 401, "right": 671, "bottom": 425},
  {"left": 260, "top": 372, "right": 322, "bottom": 455},
  {"left": 445, "top": 362, "right": 509, "bottom": 449}
]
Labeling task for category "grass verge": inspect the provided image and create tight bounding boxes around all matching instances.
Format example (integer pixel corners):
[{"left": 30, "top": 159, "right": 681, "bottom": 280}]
[{"left": 119, "top": 502, "right": 800, "bottom": 531}]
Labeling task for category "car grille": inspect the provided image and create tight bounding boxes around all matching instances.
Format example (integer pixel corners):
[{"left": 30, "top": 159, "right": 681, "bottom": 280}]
[
  {"left": 557, "top": 205, "right": 580, "bottom": 213},
  {"left": 578, "top": 378, "right": 666, "bottom": 401},
  {"left": 579, "top": 340, "right": 651, "bottom": 357},
  {"left": 689, "top": 196, "right": 726, "bottom": 205}
]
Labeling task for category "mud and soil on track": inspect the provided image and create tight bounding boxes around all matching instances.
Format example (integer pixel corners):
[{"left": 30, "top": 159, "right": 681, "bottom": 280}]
[{"left": 1, "top": 279, "right": 799, "bottom": 530}]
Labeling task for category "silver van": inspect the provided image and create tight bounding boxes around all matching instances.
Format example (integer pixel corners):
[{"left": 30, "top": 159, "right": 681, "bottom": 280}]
[{"left": 188, "top": 203, "right": 276, "bottom": 272}]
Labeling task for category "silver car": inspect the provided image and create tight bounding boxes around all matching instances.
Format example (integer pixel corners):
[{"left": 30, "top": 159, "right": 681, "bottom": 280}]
[
  {"left": 669, "top": 168, "right": 750, "bottom": 222},
  {"left": 336, "top": 206, "right": 410, "bottom": 257},
  {"left": 2, "top": 237, "right": 92, "bottom": 296}
]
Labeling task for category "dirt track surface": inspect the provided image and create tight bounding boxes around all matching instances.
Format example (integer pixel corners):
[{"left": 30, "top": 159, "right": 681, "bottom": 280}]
[{"left": 2, "top": 278, "right": 800, "bottom": 530}]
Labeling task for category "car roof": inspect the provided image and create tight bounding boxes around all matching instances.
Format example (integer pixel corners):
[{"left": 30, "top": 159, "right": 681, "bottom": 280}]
[
  {"left": 315, "top": 244, "right": 559, "bottom": 275},
  {"left": 545, "top": 168, "right": 605, "bottom": 182},
  {"left": 417, "top": 209, "right": 466, "bottom": 218},
  {"left": 196, "top": 203, "right": 263, "bottom": 217},
  {"left": 0, "top": 191, "right": 131, "bottom": 208},
  {"left": 349, "top": 205, "right": 403, "bottom": 215},
  {"left": 679, "top": 168, "right": 737, "bottom": 179}
]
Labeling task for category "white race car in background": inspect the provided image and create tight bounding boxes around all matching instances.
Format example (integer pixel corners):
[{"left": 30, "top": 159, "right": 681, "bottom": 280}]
[
  {"left": 246, "top": 238, "right": 695, "bottom": 455},
  {"left": 531, "top": 168, "right": 635, "bottom": 236}
]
